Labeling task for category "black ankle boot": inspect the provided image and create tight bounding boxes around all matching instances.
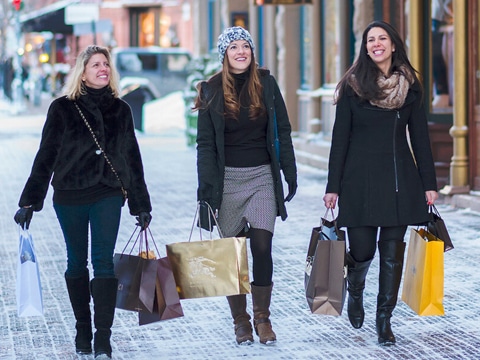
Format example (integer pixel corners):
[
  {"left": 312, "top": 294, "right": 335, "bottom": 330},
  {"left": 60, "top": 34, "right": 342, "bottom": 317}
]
[
  {"left": 376, "top": 241, "right": 406, "bottom": 346},
  {"left": 346, "top": 253, "right": 372, "bottom": 329},
  {"left": 65, "top": 273, "right": 92, "bottom": 354}
]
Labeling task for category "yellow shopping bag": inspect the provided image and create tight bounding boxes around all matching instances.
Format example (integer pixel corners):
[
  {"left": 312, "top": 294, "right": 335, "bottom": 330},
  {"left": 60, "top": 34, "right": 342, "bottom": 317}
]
[{"left": 401, "top": 228, "right": 444, "bottom": 316}]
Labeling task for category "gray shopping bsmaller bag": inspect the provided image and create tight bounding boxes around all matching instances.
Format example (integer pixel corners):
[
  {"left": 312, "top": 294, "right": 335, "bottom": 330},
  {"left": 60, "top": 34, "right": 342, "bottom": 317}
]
[{"left": 305, "top": 209, "right": 347, "bottom": 316}]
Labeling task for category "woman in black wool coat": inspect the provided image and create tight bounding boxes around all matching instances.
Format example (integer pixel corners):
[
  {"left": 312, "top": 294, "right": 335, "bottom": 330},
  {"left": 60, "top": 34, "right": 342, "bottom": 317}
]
[
  {"left": 14, "top": 45, "right": 152, "bottom": 359},
  {"left": 323, "top": 21, "right": 439, "bottom": 346},
  {"left": 194, "top": 26, "right": 297, "bottom": 346}
]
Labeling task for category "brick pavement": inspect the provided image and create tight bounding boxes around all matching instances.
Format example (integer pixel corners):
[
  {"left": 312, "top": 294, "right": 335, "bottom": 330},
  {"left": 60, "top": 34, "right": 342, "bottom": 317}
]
[{"left": 1, "top": 103, "right": 480, "bottom": 359}]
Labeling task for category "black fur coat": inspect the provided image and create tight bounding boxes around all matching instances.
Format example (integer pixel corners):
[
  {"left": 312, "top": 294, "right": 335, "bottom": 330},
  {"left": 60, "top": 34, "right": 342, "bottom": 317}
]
[{"left": 18, "top": 90, "right": 151, "bottom": 215}]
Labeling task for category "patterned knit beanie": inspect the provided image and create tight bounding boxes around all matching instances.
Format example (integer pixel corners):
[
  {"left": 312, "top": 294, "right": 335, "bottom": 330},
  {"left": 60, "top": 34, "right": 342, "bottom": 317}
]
[{"left": 217, "top": 26, "right": 255, "bottom": 64}]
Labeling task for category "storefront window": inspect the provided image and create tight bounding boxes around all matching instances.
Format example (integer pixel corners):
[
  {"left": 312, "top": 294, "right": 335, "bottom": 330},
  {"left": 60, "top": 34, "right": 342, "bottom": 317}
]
[{"left": 140, "top": 12, "right": 155, "bottom": 47}]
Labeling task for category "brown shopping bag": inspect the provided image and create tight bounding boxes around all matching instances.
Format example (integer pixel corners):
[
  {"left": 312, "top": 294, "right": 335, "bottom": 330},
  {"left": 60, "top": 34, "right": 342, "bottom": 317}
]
[
  {"left": 114, "top": 227, "right": 183, "bottom": 325},
  {"left": 401, "top": 228, "right": 444, "bottom": 316},
  {"left": 138, "top": 255, "right": 184, "bottom": 325},
  {"left": 305, "top": 209, "right": 347, "bottom": 316},
  {"left": 166, "top": 202, "right": 250, "bottom": 299}
]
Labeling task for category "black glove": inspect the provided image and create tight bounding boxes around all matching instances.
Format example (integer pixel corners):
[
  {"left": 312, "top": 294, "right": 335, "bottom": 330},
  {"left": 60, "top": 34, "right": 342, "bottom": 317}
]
[
  {"left": 14, "top": 207, "right": 34, "bottom": 230},
  {"left": 198, "top": 200, "right": 216, "bottom": 231},
  {"left": 284, "top": 180, "right": 297, "bottom": 202},
  {"left": 135, "top": 212, "right": 152, "bottom": 230}
]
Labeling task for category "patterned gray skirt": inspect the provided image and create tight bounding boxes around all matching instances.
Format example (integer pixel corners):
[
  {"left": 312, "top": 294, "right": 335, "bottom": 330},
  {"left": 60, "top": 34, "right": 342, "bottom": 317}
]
[{"left": 217, "top": 164, "right": 277, "bottom": 237}]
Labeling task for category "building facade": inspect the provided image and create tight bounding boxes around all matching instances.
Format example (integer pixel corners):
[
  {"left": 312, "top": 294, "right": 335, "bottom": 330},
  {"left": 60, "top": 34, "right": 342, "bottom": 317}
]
[{"left": 9, "top": 0, "right": 480, "bottom": 202}]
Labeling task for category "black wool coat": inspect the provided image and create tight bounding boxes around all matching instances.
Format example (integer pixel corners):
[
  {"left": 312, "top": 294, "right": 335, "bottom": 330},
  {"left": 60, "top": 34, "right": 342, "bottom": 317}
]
[
  {"left": 326, "top": 82, "right": 437, "bottom": 227},
  {"left": 18, "top": 92, "right": 151, "bottom": 215},
  {"left": 196, "top": 69, "right": 297, "bottom": 221}
]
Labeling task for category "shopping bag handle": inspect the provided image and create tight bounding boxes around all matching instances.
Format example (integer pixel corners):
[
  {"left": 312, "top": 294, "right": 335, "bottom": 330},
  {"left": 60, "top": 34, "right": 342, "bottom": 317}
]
[
  {"left": 429, "top": 204, "right": 441, "bottom": 218},
  {"left": 189, "top": 201, "right": 224, "bottom": 242},
  {"left": 320, "top": 207, "right": 336, "bottom": 223},
  {"left": 119, "top": 226, "right": 161, "bottom": 258},
  {"left": 319, "top": 208, "right": 341, "bottom": 234}
]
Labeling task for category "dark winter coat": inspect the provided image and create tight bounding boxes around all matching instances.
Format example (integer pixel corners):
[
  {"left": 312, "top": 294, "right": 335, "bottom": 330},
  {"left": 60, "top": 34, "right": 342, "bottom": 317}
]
[
  {"left": 18, "top": 92, "right": 151, "bottom": 215},
  {"left": 326, "top": 82, "right": 437, "bottom": 227},
  {"left": 196, "top": 69, "right": 297, "bottom": 221}
]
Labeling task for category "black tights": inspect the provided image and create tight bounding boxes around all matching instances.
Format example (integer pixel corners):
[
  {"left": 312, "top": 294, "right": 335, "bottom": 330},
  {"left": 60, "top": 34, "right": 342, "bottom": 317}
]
[
  {"left": 243, "top": 228, "right": 273, "bottom": 287},
  {"left": 347, "top": 225, "right": 407, "bottom": 262}
]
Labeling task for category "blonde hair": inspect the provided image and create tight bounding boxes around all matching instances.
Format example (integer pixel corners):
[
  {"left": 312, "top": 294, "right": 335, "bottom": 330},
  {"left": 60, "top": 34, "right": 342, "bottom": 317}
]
[{"left": 64, "top": 45, "right": 120, "bottom": 100}]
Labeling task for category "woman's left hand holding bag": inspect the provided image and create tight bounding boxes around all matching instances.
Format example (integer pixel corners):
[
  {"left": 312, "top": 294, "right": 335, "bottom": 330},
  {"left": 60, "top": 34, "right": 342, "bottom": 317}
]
[
  {"left": 14, "top": 207, "right": 34, "bottom": 230},
  {"left": 425, "top": 190, "right": 439, "bottom": 205},
  {"left": 136, "top": 212, "right": 152, "bottom": 230}
]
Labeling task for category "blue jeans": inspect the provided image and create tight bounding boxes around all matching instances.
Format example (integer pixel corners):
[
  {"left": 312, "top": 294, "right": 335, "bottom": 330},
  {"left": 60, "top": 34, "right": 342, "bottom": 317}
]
[{"left": 54, "top": 196, "right": 123, "bottom": 278}]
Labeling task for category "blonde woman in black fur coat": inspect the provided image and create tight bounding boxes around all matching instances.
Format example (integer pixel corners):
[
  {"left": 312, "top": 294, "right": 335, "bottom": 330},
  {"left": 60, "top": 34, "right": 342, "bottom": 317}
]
[{"left": 14, "top": 45, "right": 152, "bottom": 359}]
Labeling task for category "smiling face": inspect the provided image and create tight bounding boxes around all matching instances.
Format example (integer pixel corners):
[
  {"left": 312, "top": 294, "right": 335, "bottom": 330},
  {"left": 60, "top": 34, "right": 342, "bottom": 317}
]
[
  {"left": 225, "top": 40, "right": 252, "bottom": 74},
  {"left": 82, "top": 53, "right": 110, "bottom": 89},
  {"left": 366, "top": 26, "right": 395, "bottom": 75}
]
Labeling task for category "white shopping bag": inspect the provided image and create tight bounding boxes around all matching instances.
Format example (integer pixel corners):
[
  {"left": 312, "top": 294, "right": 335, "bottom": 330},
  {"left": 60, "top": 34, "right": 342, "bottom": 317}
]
[{"left": 16, "top": 229, "right": 44, "bottom": 317}]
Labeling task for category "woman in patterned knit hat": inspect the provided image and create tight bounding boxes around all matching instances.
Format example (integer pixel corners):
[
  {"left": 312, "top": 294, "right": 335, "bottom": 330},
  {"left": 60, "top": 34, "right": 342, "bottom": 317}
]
[{"left": 194, "top": 26, "right": 297, "bottom": 346}]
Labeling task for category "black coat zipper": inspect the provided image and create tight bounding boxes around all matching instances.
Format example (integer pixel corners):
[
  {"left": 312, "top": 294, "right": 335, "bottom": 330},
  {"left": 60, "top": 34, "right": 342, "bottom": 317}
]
[{"left": 393, "top": 111, "right": 400, "bottom": 192}]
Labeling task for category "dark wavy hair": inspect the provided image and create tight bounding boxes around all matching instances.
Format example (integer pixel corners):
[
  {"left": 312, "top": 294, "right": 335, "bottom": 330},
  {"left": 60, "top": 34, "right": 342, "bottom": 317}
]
[{"left": 334, "top": 20, "right": 421, "bottom": 104}]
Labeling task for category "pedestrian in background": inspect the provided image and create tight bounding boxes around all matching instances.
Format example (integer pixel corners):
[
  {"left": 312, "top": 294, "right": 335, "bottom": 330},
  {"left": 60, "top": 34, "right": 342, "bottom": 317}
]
[
  {"left": 14, "top": 45, "right": 152, "bottom": 359},
  {"left": 431, "top": 0, "right": 453, "bottom": 108},
  {"left": 323, "top": 21, "right": 438, "bottom": 345},
  {"left": 194, "top": 26, "right": 297, "bottom": 346}
]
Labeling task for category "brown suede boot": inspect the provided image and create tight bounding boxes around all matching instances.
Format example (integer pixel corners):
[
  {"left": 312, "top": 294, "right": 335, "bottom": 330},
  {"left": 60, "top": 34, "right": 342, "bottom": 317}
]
[
  {"left": 251, "top": 283, "right": 276, "bottom": 345},
  {"left": 227, "top": 295, "right": 253, "bottom": 345}
]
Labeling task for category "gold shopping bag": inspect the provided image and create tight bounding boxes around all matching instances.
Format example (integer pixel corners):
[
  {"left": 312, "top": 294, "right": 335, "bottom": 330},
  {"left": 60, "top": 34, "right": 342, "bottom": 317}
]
[
  {"left": 165, "top": 202, "right": 250, "bottom": 299},
  {"left": 166, "top": 236, "right": 250, "bottom": 299},
  {"left": 401, "top": 228, "right": 444, "bottom": 316}
]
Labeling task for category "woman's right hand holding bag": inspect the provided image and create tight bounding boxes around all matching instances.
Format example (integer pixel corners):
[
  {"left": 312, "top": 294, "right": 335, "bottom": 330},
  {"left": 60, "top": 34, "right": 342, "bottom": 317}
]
[
  {"left": 14, "top": 207, "right": 34, "bottom": 230},
  {"left": 323, "top": 193, "right": 338, "bottom": 209}
]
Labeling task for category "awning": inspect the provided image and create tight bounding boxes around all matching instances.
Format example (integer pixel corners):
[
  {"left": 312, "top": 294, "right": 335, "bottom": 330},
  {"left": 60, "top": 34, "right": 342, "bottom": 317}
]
[{"left": 20, "top": 0, "right": 79, "bottom": 34}]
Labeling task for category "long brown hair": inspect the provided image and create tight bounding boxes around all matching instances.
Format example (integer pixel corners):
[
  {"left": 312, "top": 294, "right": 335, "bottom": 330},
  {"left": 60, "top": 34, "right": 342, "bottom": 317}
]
[
  {"left": 222, "top": 53, "right": 264, "bottom": 119},
  {"left": 194, "top": 53, "right": 265, "bottom": 119}
]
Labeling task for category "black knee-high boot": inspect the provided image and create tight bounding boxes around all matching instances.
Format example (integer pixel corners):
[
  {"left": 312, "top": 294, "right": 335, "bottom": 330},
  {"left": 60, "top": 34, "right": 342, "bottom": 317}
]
[
  {"left": 376, "top": 241, "right": 406, "bottom": 346},
  {"left": 346, "top": 253, "right": 373, "bottom": 329},
  {"left": 90, "top": 278, "right": 118, "bottom": 359},
  {"left": 65, "top": 273, "right": 92, "bottom": 354}
]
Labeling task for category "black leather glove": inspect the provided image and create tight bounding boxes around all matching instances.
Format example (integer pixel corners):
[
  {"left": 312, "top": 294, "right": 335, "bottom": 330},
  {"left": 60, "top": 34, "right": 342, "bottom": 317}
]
[
  {"left": 198, "top": 200, "right": 216, "bottom": 231},
  {"left": 135, "top": 212, "right": 152, "bottom": 230},
  {"left": 14, "top": 207, "right": 34, "bottom": 230},
  {"left": 284, "top": 180, "right": 297, "bottom": 202}
]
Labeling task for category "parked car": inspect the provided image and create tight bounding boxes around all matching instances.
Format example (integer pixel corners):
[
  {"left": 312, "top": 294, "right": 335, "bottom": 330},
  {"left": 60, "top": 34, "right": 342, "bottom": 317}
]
[{"left": 112, "top": 47, "right": 191, "bottom": 98}]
